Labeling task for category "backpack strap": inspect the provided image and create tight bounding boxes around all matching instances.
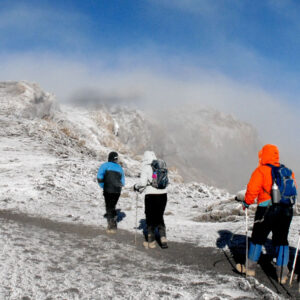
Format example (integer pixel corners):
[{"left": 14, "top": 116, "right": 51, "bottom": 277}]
[
  {"left": 266, "top": 163, "right": 275, "bottom": 181},
  {"left": 262, "top": 164, "right": 275, "bottom": 197}
]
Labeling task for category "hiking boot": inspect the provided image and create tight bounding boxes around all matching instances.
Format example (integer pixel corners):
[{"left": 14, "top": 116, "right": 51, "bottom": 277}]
[
  {"left": 143, "top": 241, "right": 156, "bottom": 249},
  {"left": 147, "top": 233, "right": 155, "bottom": 243},
  {"left": 106, "top": 218, "right": 117, "bottom": 234},
  {"left": 148, "top": 241, "right": 156, "bottom": 248},
  {"left": 160, "top": 236, "right": 168, "bottom": 249},
  {"left": 143, "top": 233, "right": 156, "bottom": 249},
  {"left": 276, "top": 266, "right": 289, "bottom": 284},
  {"left": 245, "top": 268, "right": 255, "bottom": 277},
  {"left": 236, "top": 263, "right": 246, "bottom": 274},
  {"left": 245, "top": 259, "right": 256, "bottom": 277}
]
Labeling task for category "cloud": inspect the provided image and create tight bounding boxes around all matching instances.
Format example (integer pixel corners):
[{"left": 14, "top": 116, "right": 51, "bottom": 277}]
[
  {"left": 1, "top": 52, "right": 299, "bottom": 169},
  {"left": 0, "top": 51, "right": 299, "bottom": 191},
  {"left": 150, "top": 0, "right": 233, "bottom": 16}
]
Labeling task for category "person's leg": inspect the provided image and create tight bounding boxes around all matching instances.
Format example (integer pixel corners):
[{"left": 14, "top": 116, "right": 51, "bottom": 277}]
[
  {"left": 110, "top": 193, "right": 120, "bottom": 228},
  {"left": 247, "top": 206, "right": 272, "bottom": 276},
  {"left": 104, "top": 192, "right": 120, "bottom": 232},
  {"left": 156, "top": 194, "right": 167, "bottom": 235},
  {"left": 272, "top": 206, "right": 293, "bottom": 284},
  {"left": 144, "top": 195, "right": 156, "bottom": 248},
  {"left": 155, "top": 194, "right": 168, "bottom": 248}
]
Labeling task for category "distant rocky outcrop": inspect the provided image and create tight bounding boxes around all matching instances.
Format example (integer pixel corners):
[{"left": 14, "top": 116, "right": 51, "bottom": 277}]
[
  {"left": 112, "top": 105, "right": 261, "bottom": 192},
  {"left": 0, "top": 81, "right": 57, "bottom": 119}
]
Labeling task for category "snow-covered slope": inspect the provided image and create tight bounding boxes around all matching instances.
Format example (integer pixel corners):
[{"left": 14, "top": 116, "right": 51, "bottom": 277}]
[{"left": 1, "top": 81, "right": 299, "bottom": 299}]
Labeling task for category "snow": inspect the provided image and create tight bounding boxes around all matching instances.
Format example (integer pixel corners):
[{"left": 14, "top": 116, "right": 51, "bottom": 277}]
[
  {"left": 0, "top": 218, "right": 281, "bottom": 299},
  {"left": 0, "top": 81, "right": 297, "bottom": 299}
]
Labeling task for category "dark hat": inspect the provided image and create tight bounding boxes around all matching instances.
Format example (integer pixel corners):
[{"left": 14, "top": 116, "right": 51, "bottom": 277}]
[{"left": 108, "top": 151, "right": 118, "bottom": 162}]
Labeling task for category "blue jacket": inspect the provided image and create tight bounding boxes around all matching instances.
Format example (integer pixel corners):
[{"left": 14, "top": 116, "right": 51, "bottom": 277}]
[{"left": 97, "top": 162, "right": 125, "bottom": 193}]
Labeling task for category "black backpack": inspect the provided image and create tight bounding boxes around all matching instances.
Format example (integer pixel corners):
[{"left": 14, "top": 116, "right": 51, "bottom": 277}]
[{"left": 150, "top": 159, "right": 169, "bottom": 189}]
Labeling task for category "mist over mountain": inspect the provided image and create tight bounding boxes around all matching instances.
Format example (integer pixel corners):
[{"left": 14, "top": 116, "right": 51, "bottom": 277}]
[{"left": 111, "top": 105, "right": 261, "bottom": 192}]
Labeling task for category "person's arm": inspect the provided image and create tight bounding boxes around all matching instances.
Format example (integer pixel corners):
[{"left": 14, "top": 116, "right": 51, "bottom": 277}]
[
  {"left": 134, "top": 165, "right": 151, "bottom": 191},
  {"left": 120, "top": 167, "right": 125, "bottom": 187},
  {"left": 244, "top": 168, "right": 264, "bottom": 206},
  {"left": 292, "top": 172, "right": 298, "bottom": 190},
  {"left": 97, "top": 164, "right": 107, "bottom": 189}
]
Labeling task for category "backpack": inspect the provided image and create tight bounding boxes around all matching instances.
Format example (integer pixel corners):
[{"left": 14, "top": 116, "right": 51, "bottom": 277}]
[
  {"left": 267, "top": 164, "right": 297, "bottom": 205},
  {"left": 150, "top": 159, "right": 169, "bottom": 189}
]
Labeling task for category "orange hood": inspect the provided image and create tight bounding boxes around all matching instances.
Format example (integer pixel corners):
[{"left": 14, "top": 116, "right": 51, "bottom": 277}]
[{"left": 260, "top": 144, "right": 280, "bottom": 166}]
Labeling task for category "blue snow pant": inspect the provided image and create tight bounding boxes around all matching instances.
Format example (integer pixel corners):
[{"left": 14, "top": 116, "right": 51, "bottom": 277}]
[{"left": 249, "top": 205, "right": 293, "bottom": 266}]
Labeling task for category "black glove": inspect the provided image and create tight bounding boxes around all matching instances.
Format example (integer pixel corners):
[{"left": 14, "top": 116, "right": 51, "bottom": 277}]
[{"left": 133, "top": 184, "right": 139, "bottom": 192}]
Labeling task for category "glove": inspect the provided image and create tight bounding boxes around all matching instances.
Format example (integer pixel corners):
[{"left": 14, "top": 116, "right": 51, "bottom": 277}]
[
  {"left": 133, "top": 184, "right": 139, "bottom": 192},
  {"left": 242, "top": 201, "right": 249, "bottom": 210}
]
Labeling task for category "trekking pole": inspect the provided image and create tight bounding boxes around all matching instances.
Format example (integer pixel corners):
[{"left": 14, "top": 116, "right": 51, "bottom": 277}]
[
  {"left": 245, "top": 208, "right": 248, "bottom": 278},
  {"left": 289, "top": 233, "right": 300, "bottom": 286},
  {"left": 135, "top": 192, "right": 139, "bottom": 246}
]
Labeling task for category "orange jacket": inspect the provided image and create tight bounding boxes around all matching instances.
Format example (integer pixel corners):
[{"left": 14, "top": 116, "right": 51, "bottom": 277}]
[{"left": 245, "top": 144, "right": 297, "bottom": 206}]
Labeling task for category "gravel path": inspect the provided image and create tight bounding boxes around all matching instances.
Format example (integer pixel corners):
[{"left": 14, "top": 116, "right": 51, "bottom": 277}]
[{"left": 0, "top": 209, "right": 298, "bottom": 299}]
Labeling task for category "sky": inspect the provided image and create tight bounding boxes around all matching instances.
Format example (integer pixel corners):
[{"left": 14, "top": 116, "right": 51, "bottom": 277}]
[{"left": 0, "top": 0, "right": 299, "bottom": 174}]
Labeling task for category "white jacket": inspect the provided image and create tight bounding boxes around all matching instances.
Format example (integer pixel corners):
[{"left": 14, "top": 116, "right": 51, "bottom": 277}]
[{"left": 136, "top": 151, "right": 167, "bottom": 195}]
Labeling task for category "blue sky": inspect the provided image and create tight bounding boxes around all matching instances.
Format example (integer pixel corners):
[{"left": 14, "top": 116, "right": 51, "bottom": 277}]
[{"left": 1, "top": 0, "right": 300, "bottom": 101}]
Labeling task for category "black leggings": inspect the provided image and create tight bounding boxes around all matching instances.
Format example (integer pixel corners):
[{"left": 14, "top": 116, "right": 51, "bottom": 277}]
[
  {"left": 251, "top": 205, "right": 293, "bottom": 246},
  {"left": 144, "top": 194, "right": 167, "bottom": 237},
  {"left": 103, "top": 192, "right": 120, "bottom": 220}
]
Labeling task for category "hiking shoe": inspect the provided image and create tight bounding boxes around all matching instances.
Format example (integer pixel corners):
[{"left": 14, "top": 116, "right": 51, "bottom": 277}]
[
  {"left": 143, "top": 241, "right": 156, "bottom": 249},
  {"left": 245, "top": 259, "right": 256, "bottom": 277},
  {"left": 276, "top": 266, "right": 289, "bottom": 284},
  {"left": 236, "top": 263, "right": 255, "bottom": 276},
  {"left": 278, "top": 276, "right": 288, "bottom": 285},
  {"left": 245, "top": 269, "right": 255, "bottom": 277},
  {"left": 236, "top": 264, "right": 246, "bottom": 274},
  {"left": 160, "top": 236, "right": 168, "bottom": 249},
  {"left": 149, "top": 241, "right": 156, "bottom": 248}
]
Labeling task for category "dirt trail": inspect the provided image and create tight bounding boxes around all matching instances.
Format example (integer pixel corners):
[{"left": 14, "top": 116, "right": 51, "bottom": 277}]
[{"left": 0, "top": 209, "right": 299, "bottom": 299}]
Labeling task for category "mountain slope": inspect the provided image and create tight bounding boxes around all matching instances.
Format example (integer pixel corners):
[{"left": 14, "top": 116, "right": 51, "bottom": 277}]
[{"left": 1, "top": 81, "right": 300, "bottom": 299}]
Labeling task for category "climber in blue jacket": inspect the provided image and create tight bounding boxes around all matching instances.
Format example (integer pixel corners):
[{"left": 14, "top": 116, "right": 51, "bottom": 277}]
[{"left": 97, "top": 151, "right": 125, "bottom": 233}]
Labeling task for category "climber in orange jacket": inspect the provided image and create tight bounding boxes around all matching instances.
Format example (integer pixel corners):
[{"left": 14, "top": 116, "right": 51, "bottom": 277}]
[{"left": 242, "top": 144, "right": 297, "bottom": 283}]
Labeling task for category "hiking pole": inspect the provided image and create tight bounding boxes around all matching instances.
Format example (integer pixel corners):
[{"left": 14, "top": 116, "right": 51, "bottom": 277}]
[
  {"left": 134, "top": 192, "right": 139, "bottom": 246},
  {"left": 289, "top": 233, "right": 300, "bottom": 286},
  {"left": 245, "top": 207, "right": 248, "bottom": 278}
]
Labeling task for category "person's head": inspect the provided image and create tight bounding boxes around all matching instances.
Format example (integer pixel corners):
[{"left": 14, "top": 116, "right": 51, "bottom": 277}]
[
  {"left": 259, "top": 144, "right": 279, "bottom": 165},
  {"left": 142, "top": 151, "right": 157, "bottom": 165},
  {"left": 108, "top": 151, "right": 118, "bottom": 163}
]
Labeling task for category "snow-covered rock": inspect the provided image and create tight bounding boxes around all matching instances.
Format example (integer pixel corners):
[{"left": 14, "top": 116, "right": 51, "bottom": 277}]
[{"left": 0, "top": 81, "right": 57, "bottom": 119}]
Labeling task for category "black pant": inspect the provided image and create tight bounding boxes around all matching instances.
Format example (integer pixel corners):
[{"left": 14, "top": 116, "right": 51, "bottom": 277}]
[
  {"left": 144, "top": 193, "right": 167, "bottom": 238},
  {"left": 103, "top": 192, "right": 120, "bottom": 221},
  {"left": 251, "top": 205, "right": 293, "bottom": 246}
]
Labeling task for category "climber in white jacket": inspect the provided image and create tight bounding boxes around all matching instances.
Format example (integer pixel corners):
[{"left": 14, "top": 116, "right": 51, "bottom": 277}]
[{"left": 134, "top": 151, "right": 168, "bottom": 249}]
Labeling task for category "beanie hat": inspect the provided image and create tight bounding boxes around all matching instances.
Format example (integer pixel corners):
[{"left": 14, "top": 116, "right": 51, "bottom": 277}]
[{"left": 108, "top": 151, "right": 118, "bottom": 162}]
